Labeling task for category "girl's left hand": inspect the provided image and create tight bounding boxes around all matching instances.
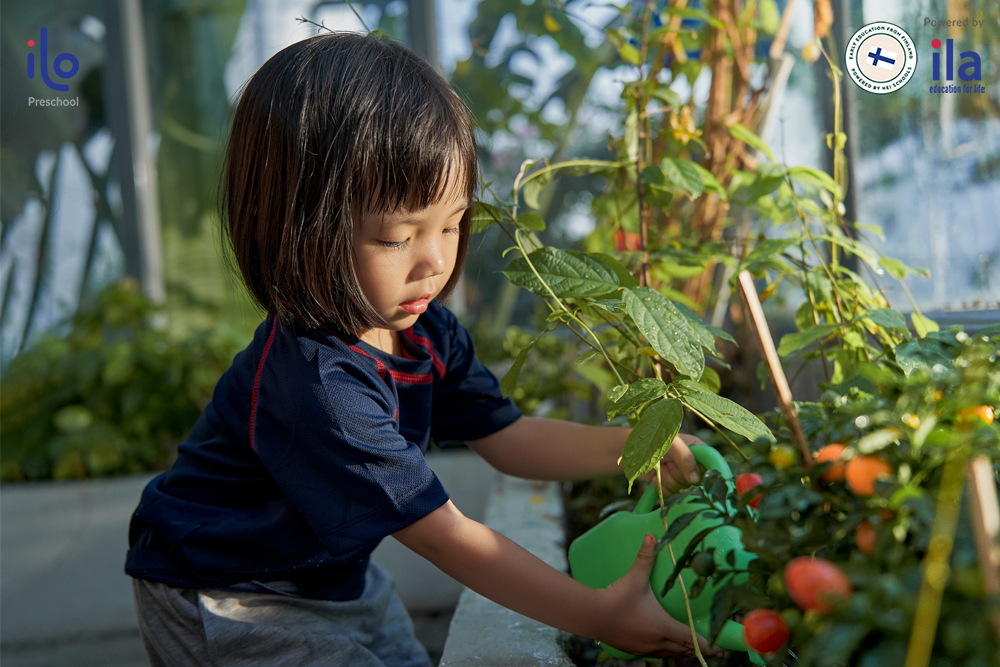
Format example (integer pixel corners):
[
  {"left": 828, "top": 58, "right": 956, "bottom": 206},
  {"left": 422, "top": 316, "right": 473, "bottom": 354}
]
[{"left": 639, "top": 433, "right": 706, "bottom": 493}]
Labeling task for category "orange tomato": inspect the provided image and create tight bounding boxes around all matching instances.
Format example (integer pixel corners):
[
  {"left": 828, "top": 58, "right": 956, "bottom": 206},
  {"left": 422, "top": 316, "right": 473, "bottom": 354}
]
[
  {"left": 958, "top": 405, "right": 995, "bottom": 429},
  {"left": 855, "top": 520, "right": 876, "bottom": 555},
  {"left": 784, "top": 557, "right": 852, "bottom": 613},
  {"left": 845, "top": 455, "right": 893, "bottom": 497},
  {"left": 814, "top": 444, "right": 847, "bottom": 482}
]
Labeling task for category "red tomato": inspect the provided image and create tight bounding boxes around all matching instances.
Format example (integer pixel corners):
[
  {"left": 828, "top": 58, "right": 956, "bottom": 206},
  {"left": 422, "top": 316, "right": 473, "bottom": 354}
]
[
  {"left": 743, "top": 608, "right": 790, "bottom": 654},
  {"left": 736, "top": 473, "right": 764, "bottom": 509},
  {"left": 613, "top": 228, "right": 642, "bottom": 252},
  {"left": 783, "top": 557, "right": 852, "bottom": 613}
]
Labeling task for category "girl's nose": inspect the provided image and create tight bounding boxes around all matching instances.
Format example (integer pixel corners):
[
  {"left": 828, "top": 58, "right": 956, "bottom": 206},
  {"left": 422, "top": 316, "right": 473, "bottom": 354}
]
[{"left": 417, "top": 241, "right": 446, "bottom": 278}]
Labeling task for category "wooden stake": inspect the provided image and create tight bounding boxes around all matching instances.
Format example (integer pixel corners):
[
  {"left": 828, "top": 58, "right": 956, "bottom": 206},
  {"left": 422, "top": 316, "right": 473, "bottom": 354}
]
[
  {"left": 967, "top": 456, "right": 1000, "bottom": 640},
  {"left": 736, "top": 270, "right": 813, "bottom": 466}
]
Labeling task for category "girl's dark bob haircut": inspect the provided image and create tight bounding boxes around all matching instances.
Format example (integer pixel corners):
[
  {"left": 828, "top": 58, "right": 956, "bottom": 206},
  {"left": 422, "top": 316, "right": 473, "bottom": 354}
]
[{"left": 222, "top": 32, "right": 477, "bottom": 334}]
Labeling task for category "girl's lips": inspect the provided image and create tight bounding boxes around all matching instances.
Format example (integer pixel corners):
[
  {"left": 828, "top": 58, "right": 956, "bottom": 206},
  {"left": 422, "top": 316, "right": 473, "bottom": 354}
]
[{"left": 399, "top": 297, "right": 429, "bottom": 315}]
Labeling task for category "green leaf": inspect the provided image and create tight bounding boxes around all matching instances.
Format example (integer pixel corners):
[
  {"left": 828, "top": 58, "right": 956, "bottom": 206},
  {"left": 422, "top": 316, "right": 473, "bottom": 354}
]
[
  {"left": 698, "top": 366, "right": 721, "bottom": 394},
  {"left": 860, "top": 308, "right": 908, "bottom": 331},
  {"left": 777, "top": 323, "right": 841, "bottom": 357},
  {"left": 471, "top": 202, "right": 503, "bottom": 234},
  {"left": 623, "top": 398, "right": 684, "bottom": 490},
  {"left": 857, "top": 429, "right": 900, "bottom": 454},
  {"left": 660, "top": 157, "right": 704, "bottom": 197},
  {"left": 691, "top": 163, "right": 727, "bottom": 199},
  {"left": 517, "top": 212, "right": 546, "bottom": 231},
  {"left": 502, "top": 248, "right": 619, "bottom": 298},
  {"left": 789, "top": 166, "right": 840, "bottom": 196},
  {"left": 522, "top": 169, "right": 551, "bottom": 210},
  {"left": 911, "top": 312, "right": 940, "bottom": 338},
  {"left": 622, "top": 287, "right": 705, "bottom": 378},
  {"left": 588, "top": 252, "right": 639, "bottom": 288},
  {"left": 727, "top": 123, "right": 775, "bottom": 162},
  {"left": 671, "top": 379, "right": 775, "bottom": 442},
  {"left": 500, "top": 329, "right": 545, "bottom": 397},
  {"left": 740, "top": 238, "right": 797, "bottom": 274},
  {"left": 879, "top": 255, "right": 930, "bottom": 279},
  {"left": 590, "top": 299, "right": 627, "bottom": 313},
  {"left": 607, "top": 378, "right": 668, "bottom": 419},
  {"left": 661, "top": 6, "right": 725, "bottom": 29},
  {"left": 710, "top": 585, "right": 737, "bottom": 646},
  {"left": 672, "top": 302, "right": 728, "bottom": 353},
  {"left": 894, "top": 338, "right": 953, "bottom": 376},
  {"left": 815, "top": 234, "right": 880, "bottom": 269},
  {"left": 650, "top": 86, "right": 682, "bottom": 108}
]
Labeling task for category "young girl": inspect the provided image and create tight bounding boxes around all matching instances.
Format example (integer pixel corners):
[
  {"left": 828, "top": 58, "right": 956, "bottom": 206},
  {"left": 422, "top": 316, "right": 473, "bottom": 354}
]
[{"left": 125, "top": 32, "right": 721, "bottom": 666}]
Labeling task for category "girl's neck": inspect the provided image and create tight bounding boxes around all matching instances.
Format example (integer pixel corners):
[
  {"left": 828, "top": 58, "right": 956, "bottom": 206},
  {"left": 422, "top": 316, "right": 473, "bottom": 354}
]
[{"left": 359, "top": 328, "right": 402, "bottom": 357}]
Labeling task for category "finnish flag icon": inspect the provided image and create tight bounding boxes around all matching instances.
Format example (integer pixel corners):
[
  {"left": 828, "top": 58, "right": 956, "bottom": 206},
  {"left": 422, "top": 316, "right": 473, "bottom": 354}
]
[{"left": 867, "top": 46, "right": 897, "bottom": 70}]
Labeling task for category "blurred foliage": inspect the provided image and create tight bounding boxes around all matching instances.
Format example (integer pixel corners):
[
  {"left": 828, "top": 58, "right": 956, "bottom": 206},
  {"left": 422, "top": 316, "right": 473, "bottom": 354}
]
[{"left": 0, "top": 279, "right": 244, "bottom": 481}]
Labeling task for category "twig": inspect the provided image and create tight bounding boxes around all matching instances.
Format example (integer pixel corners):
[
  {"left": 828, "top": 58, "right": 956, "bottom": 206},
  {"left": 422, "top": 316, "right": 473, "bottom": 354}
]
[{"left": 736, "top": 271, "right": 812, "bottom": 465}]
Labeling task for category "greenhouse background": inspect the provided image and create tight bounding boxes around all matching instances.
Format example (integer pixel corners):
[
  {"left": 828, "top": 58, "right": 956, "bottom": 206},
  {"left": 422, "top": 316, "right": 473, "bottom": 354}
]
[{"left": 1, "top": 0, "right": 998, "bottom": 665}]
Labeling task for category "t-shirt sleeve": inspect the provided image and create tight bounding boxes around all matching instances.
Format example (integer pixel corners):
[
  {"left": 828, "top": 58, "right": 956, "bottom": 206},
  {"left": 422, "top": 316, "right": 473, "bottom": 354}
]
[
  {"left": 252, "top": 342, "right": 450, "bottom": 558},
  {"left": 430, "top": 312, "right": 523, "bottom": 443}
]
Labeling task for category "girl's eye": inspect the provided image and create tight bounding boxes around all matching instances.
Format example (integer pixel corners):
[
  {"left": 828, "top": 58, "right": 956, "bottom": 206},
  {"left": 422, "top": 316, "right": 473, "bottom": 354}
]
[{"left": 378, "top": 239, "right": 408, "bottom": 249}]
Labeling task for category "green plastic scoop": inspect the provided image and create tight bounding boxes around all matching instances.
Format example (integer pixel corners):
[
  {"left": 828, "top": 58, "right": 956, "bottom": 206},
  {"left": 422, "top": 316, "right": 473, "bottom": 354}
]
[{"left": 568, "top": 444, "right": 763, "bottom": 662}]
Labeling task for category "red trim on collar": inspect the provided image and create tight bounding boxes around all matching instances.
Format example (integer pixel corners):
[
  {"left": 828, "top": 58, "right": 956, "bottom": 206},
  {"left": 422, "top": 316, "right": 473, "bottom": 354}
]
[
  {"left": 403, "top": 328, "right": 446, "bottom": 377},
  {"left": 321, "top": 325, "right": 433, "bottom": 385},
  {"left": 249, "top": 319, "right": 278, "bottom": 452}
]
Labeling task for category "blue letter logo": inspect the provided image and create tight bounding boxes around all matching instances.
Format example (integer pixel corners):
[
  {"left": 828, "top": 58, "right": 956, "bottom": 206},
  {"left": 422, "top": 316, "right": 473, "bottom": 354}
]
[{"left": 27, "top": 28, "right": 79, "bottom": 92}]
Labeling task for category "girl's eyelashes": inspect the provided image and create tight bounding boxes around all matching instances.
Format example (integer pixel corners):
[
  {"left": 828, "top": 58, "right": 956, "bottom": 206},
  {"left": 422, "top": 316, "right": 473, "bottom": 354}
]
[{"left": 376, "top": 227, "right": 461, "bottom": 250}]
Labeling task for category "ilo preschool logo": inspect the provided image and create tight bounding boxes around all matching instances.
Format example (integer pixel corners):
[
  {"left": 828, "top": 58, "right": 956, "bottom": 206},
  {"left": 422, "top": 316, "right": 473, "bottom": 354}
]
[
  {"left": 845, "top": 22, "right": 917, "bottom": 94},
  {"left": 27, "top": 28, "right": 79, "bottom": 92}
]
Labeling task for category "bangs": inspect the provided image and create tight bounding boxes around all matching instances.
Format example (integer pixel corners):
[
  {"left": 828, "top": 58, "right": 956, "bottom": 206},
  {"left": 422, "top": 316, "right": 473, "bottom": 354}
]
[{"left": 351, "top": 82, "right": 477, "bottom": 216}]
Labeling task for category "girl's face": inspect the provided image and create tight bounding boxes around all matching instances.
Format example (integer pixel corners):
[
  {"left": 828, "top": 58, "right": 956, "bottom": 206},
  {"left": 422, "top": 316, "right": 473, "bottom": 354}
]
[{"left": 352, "top": 174, "right": 468, "bottom": 349}]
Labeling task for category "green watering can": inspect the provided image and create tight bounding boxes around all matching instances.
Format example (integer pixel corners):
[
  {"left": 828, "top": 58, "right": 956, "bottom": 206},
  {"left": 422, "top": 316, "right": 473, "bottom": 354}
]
[{"left": 568, "top": 445, "right": 763, "bottom": 663}]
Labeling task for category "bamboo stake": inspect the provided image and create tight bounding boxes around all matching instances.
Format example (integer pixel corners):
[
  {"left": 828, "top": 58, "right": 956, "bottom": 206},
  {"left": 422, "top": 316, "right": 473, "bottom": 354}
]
[
  {"left": 967, "top": 456, "right": 1000, "bottom": 640},
  {"left": 736, "top": 270, "right": 813, "bottom": 466}
]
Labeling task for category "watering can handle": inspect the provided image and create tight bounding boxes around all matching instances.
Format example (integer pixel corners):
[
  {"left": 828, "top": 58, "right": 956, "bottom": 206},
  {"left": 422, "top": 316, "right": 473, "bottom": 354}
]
[{"left": 633, "top": 444, "right": 732, "bottom": 514}]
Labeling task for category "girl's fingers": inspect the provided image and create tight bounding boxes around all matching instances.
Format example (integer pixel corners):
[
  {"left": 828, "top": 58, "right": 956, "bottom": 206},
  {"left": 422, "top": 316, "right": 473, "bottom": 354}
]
[{"left": 669, "top": 437, "right": 700, "bottom": 484}]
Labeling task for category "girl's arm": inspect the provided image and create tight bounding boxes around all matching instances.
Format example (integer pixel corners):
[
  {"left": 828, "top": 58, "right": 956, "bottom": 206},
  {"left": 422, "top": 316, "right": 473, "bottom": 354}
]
[
  {"left": 467, "top": 416, "right": 703, "bottom": 491},
  {"left": 393, "top": 499, "right": 721, "bottom": 659}
]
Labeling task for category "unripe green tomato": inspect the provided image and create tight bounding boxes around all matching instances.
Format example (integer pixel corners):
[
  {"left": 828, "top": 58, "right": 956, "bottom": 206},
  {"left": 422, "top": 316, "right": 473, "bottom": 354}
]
[
  {"left": 779, "top": 608, "right": 801, "bottom": 630},
  {"left": 768, "top": 573, "right": 787, "bottom": 598},
  {"left": 691, "top": 551, "right": 716, "bottom": 577}
]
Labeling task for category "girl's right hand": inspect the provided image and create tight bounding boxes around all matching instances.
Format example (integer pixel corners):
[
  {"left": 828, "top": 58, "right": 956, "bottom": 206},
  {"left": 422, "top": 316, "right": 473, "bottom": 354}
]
[{"left": 596, "top": 534, "right": 724, "bottom": 659}]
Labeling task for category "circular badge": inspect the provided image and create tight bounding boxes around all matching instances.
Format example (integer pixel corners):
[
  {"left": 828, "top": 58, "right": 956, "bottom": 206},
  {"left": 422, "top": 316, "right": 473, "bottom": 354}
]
[{"left": 845, "top": 22, "right": 917, "bottom": 94}]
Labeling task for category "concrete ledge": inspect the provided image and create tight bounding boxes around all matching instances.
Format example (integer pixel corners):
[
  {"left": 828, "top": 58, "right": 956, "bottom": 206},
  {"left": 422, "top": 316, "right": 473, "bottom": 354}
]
[
  {"left": 439, "top": 475, "right": 575, "bottom": 667},
  {"left": 0, "top": 448, "right": 495, "bottom": 665}
]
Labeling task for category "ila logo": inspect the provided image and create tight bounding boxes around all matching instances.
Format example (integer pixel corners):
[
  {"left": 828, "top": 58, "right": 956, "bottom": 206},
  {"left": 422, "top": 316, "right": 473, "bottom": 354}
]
[
  {"left": 931, "top": 38, "right": 981, "bottom": 81},
  {"left": 27, "top": 28, "right": 79, "bottom": 92}
]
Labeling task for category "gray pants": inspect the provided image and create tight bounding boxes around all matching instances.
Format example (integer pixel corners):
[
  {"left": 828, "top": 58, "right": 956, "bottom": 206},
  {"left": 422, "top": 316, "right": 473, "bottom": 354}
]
[{"left": 132, "top": 563, "right": 433, "bottom": 667}]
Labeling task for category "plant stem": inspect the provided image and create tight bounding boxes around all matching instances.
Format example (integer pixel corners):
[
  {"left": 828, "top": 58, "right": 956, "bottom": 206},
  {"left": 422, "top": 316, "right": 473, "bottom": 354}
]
[
  {"left": 904, "top": 450, "right": 968, "bottom": 667},
  {"left": 655, "top": 465, "right": 710, "bottom": 667}
]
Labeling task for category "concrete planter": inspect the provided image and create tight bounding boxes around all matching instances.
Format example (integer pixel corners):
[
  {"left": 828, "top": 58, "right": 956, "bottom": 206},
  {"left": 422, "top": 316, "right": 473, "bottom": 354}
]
[
  {"left": 439, "top": 474, "right": 575, "bottom": 667},
  {"left": 0, "top": 449, "right": 493, "bottom": 666}
]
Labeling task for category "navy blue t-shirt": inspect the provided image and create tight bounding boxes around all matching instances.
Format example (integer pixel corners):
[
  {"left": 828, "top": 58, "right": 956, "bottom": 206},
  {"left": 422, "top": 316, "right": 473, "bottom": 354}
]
[{"left": 125, "top": 302, "right": 522, "bottom": 600}]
